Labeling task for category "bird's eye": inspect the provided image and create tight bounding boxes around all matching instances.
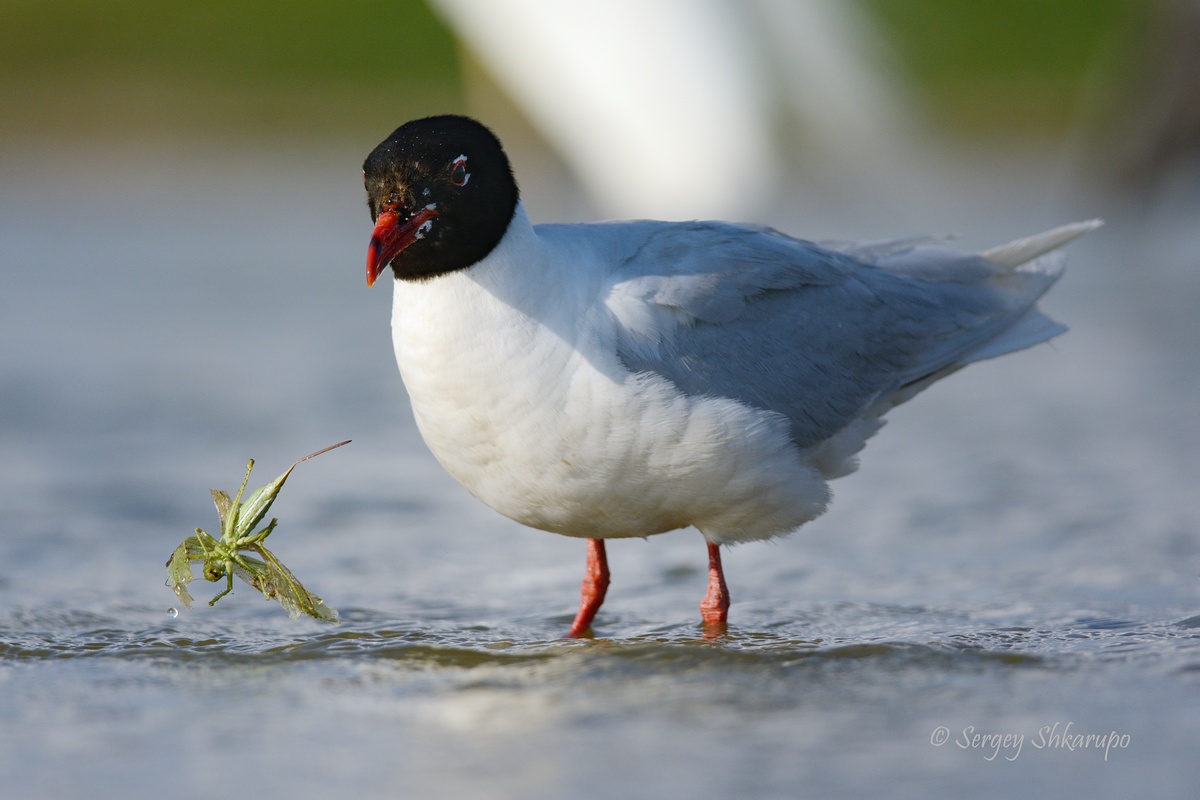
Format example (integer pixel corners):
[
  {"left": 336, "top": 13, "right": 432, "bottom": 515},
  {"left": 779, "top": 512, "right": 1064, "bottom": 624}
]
[{"left": 450, "top": 156, "right": 470, "bottom": 187}]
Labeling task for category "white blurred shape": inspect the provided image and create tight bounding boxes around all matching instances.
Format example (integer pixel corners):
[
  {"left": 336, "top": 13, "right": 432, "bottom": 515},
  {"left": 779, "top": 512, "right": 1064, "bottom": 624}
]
[
  {"left": 754, "top": 0, "right": 912, "bottom": 156},
  {"left": 430, "top": 0, "right": 911, "bottom": 219},
  {"left": 431, "top": 0, "right": 774, "bottom": 219}
]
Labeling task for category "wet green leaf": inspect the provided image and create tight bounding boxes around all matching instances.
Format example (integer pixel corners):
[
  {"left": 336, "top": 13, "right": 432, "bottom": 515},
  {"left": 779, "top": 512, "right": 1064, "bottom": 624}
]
[
  {"left": 249, "top": 543, "right": 339, "bottom": 623},
  {"left": 165, "top": 538, "right": 200, "bottom": 609},
  {"left": 164, "top": 441, "right": 349, "bottom": 622},
  {"left": 210, "top": 489, "right": 232, "bottom": 529}
]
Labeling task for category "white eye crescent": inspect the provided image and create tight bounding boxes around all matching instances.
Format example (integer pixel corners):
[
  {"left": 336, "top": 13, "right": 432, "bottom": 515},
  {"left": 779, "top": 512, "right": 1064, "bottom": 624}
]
[{"left": 450, "top": 155, "right": 470, "bottom": 187}]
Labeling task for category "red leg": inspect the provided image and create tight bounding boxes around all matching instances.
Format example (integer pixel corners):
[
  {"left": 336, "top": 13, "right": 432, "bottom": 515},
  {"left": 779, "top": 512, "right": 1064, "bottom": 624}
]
[
  {"left": 700, "top": 541, "right": 730, "bottom": 633},
  {"left": 566, "top": 538, "right": 610, "bottom": 638}
]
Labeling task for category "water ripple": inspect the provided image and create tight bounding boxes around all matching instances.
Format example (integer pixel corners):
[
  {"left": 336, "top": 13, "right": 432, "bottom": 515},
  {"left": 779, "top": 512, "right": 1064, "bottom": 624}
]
[{"left": 4, "top": 603, "right": 1198, "bottom": 674}]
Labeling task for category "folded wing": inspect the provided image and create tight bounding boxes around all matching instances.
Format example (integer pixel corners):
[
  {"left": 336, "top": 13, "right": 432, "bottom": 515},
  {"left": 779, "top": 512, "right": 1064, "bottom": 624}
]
[{"left": 605, "top": 219, "right": 1098, "bottom": 449}]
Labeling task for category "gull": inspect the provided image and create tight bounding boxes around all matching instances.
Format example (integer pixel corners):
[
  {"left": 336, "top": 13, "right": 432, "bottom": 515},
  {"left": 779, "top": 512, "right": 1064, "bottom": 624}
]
[{"left": 362, "top": 114, "right": 1099, "bottom": 637}]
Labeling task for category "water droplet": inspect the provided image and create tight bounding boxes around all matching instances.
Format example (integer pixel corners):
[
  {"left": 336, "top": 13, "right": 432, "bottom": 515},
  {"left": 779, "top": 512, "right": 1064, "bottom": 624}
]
[{"left": 168, "top": 607, "right": 179, "bottom": 618}]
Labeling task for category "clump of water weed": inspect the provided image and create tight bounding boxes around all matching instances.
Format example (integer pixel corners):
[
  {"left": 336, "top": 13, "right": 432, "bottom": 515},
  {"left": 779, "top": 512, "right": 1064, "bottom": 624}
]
[{"left": 165, "top": 441, "right": 349, "bottom": 623}]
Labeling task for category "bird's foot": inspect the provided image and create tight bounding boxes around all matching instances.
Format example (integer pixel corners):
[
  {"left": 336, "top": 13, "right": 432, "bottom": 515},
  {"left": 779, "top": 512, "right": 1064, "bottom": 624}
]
[
  {"left": 699, "top": 541, "right": 729, "bottom": 637},
  {"left": 566, "top": 538, "right": 609, "bottom": 638}
]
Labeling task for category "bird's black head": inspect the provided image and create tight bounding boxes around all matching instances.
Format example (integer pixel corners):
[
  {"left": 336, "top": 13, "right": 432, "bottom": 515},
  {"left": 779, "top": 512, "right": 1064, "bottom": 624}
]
[{"left": 363, "top": 115, "right": 519, "bottom": 285}]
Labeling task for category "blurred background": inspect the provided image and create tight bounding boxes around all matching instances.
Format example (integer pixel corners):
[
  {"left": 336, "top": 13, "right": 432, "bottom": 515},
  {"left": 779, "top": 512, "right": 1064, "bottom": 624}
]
[
  {"left": 2, "top": 0, "right": 1197, "bottom": 214},
  {"left": 3, "top": 2, "right": 1200, "bottom": 799}
]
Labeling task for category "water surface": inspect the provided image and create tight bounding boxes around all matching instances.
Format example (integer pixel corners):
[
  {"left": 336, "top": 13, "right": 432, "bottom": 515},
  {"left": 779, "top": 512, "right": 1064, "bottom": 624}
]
[{"left": 1, "top": 137, "right": 1198, "bottom": 798}]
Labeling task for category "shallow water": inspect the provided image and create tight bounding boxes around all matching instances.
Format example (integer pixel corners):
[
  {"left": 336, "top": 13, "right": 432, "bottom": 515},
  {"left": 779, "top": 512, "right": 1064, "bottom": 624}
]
[{"left": 2, "top": 137, "right": 1199, "bottom": 798}]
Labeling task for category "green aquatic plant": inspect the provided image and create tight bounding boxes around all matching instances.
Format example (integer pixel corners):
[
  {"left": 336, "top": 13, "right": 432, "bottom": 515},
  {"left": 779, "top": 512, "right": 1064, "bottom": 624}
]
[{"left": 165, "top": 441, "right": 349, "bottom": 623}]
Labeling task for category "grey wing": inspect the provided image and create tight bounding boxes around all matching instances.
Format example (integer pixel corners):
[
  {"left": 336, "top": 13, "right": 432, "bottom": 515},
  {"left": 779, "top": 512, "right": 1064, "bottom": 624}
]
[{"left": 606, "top": 220, "right": 1084, "bottom": 449}]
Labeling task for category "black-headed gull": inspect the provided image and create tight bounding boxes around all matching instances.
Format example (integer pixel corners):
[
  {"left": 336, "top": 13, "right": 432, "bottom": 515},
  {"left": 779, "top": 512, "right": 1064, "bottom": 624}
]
[{"left": 363, "top": 115, "right": 1098, "bottom": 637}]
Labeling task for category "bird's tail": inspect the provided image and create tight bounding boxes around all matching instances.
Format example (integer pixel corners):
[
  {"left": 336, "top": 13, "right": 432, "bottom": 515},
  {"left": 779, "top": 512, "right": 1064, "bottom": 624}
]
[
  {"left": 980, "top": 219, "right": 1103, "bottom": 268},
  {"left": 961, "top": 219, "right": 1102, "bottom": 363},
  {"left": 871, "top": 219, "right": 1101, "bottom": 411}
]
